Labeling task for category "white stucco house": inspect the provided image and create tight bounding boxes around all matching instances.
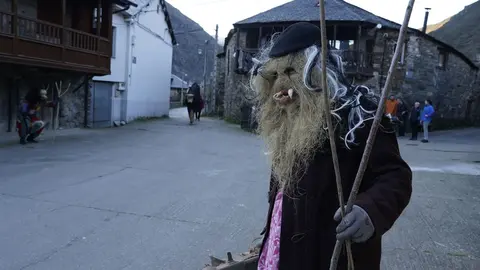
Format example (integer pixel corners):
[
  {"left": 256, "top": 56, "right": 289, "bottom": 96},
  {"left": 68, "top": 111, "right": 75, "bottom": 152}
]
[{"left": 91, "top": 0, "right": 176, "bottom": 127}]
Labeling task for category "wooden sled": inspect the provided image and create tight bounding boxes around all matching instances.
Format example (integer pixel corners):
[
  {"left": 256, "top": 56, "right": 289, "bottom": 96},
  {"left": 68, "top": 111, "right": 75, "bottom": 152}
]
[{"left": 202, "top": 240, "right": 261, "bottom": 270}]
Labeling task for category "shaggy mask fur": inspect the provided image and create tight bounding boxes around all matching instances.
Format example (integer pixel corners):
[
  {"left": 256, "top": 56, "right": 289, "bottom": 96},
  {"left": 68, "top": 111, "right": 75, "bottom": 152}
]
[
  {"left": 250, "top": 41, "right": 378, "bottom": 194},
  {"left": 252, "top": 49, "right": 331, "bottom": 194}
]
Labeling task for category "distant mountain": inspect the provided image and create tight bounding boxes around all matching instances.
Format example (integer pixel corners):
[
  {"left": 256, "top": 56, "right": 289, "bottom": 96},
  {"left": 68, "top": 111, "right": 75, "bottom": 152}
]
[
  {"left": 427, "top": 1, "right": 480, "bottom": 62},
  {"left": 166, "top": 2, "right": 222, "bottom": 85},
  {"left": 423, "top": 17, "right": 451, "bottom": 33}
]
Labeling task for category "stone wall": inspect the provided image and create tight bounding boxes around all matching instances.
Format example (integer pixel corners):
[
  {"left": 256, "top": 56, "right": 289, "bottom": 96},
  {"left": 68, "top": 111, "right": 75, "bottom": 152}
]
[
  {"left": 370, "top": 29, "right": 480, "bottom": 127},
  {"left": 216, "top": 54, "right": 226, "bottom": 117},
  {"left": 0, "top": 74, "right": 87, "bottom": 135},
  {"left": 57, "top": 78, "right": 88, "bottom": 129},
  {"left": 218, "top": 27, "right": 480, "bottom": 128},
  {"left": 222, "top": 30, "right": 253, "bottom": 123}
]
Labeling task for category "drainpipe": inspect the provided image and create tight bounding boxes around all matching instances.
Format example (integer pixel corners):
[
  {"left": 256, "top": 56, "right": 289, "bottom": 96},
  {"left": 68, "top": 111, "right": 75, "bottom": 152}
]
[
  {"left": 123, "top": 17, "right": 134, "bottom": 122},
  {"left": 422, "top": 8, "right": 431, "bottom": 33}
]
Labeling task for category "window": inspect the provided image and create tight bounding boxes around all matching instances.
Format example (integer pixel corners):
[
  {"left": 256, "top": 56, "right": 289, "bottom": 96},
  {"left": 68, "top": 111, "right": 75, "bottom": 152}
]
[
  {"left": 112, "top": 26, "right": 117, "bottom": 58},
  {"left": 438, "top": 50, "right": 448, "bottom": 68},
  {"left": 246, "top": 28, "right": 260, "bottom": 48},
  {"left": 93, "top": 8, "right": 103, "bottom": 28}
]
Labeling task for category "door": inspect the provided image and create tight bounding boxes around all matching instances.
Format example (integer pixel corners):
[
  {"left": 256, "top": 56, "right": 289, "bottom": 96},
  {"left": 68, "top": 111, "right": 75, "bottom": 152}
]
[{"left": 92, "top": 81, "right": 112, "bottom": 128}]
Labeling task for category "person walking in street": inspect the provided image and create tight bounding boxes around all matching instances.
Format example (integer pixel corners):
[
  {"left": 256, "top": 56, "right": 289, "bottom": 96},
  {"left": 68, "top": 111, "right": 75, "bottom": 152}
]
[
  {"left": 421, "top": 99, "right": 435, "bottom": 143},
  {"left": 396, "top": 98, "right": 408, "bottom": 137},
  {"left": 409, "top": 102, "right": 421, "bottom": 140},
  {"left": 184, "top": 82, "right": 201, "bottom": 125},
  {"left": 195, "top": 96, "right": 204, "bottom": 121}
]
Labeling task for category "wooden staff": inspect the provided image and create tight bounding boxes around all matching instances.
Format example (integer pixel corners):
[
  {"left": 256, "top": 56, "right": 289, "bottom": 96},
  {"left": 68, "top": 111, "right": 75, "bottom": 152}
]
[
  {"left": 326, "top": 0, "right": 416, "bottom": 269},
  {"left": 317, "top": 1, "right": 354, "bottom": 269}
]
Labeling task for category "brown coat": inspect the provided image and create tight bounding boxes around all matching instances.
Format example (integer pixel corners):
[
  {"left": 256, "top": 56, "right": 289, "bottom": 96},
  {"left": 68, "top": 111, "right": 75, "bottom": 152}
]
[{"left": 260, "top": 118, "right": 412, "bottom": 270}]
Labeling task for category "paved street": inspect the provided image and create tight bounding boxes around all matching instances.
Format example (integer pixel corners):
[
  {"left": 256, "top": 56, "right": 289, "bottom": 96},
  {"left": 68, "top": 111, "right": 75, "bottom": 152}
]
[{"left": 0, "top": 108, "right": 479, "bottom": 270}]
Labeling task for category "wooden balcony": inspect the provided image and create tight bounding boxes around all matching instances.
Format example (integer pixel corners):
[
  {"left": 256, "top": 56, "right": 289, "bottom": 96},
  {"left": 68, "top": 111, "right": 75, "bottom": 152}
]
[
  {"left": 331, "top": 50, "right": 375, "bottom": 76},
  {"left": 0, "top": 11, "right": 111, "bottom": 75},
  {"left": 234, "top": 48, "right": 376, "bottom": 77}
]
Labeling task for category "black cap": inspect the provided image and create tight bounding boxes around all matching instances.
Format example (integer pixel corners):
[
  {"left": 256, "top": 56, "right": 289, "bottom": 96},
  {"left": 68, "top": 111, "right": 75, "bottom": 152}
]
[{"left": 269, "top": 22, "right": 326, "bottom": 58}]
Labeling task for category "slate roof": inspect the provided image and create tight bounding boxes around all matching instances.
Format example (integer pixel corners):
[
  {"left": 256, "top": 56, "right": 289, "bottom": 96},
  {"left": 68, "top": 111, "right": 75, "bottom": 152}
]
[
  {"left": 235, "top": 0, "right": 398, "bottom": 28},
  {"left": 232, "top": 0, "right": 478, "bottom": 69},
  {"left": 171, "top": 74, "right": 189, "bottom": 89}
]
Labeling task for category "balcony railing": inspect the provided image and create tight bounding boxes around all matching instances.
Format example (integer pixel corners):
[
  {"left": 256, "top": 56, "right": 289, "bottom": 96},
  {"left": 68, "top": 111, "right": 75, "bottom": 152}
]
[
  {"left": 0, "top": 10, "right": 111, "bottom": 74},
  {"left": 331, "top": 50, "right": 375, "bottom": 75},
  {"left": 234, "top": 48, "right": 376, "bottom": 76},
  {"left": 0, "top": 11, "right": 12, "bottom": 34},
  {"left": 18, "top": 16, "right": 62, "bottom": 45}
]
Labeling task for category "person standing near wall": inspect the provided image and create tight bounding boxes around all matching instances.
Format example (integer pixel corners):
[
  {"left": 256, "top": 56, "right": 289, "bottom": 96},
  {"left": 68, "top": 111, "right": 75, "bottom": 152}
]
[
  {"left": 396, "top": 98, "right": 408, "bottom": 137},
  {"left": 421, "top": 99, "right": 435, "bottom": 143},
  {"left": 385, "top": 95, "right": 399, "bottom": 116},
  {"left": 409, "top": 101, "right": 421, "bottom": 140}
]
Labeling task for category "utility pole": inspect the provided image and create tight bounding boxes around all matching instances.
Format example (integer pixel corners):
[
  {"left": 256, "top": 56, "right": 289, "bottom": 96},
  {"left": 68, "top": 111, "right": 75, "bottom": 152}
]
[
  {"left": 203, "top": 39, "right": 208, "bottom": 112},
  {"left": 211, "top": 24, "right": 219, "bottom": 115}
]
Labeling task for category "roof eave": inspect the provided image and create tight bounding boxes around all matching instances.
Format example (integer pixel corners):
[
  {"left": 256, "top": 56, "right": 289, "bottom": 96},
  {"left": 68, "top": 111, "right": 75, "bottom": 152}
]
[{"left": 159, "top": 0, "right": 177, "bottom": 45}]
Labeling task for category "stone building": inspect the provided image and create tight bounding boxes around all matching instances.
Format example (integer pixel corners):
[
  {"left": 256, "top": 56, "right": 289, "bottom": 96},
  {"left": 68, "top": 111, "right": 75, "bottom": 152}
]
[{"left": 216, "top": 0, "right": 480, "bottom": 128}]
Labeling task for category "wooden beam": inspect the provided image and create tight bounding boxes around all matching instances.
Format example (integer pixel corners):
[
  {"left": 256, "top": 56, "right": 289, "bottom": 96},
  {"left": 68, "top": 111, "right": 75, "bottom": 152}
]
[
  {"left": 96, "top": 0, "right": 102, "bottom": 66},
  {"left": 257, "top": 26, "right": 262, "bottom": 48},
  {"left": 356, "top": 25, "right": 361, "bottom": 72},
  {"left": 234, "top": 27, "right": 240, "bottom": 70},
  {"left": 96, "top": 0, "right": 101, "bottom": 36},
  {"left": 107, "top": 1, "right": 113, "bottom": 56},
  {"left": 61, "top": 0, "right": 66, "bottom": 62},
  {"left": 12, "top": 0, "right": 18, "bottom": 55}
]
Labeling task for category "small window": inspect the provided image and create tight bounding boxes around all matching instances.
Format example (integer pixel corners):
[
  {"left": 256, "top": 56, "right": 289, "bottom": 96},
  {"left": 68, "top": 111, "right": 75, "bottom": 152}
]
[
  {"left": 438, "top": 50, "right": 448, "bottom": 68},
  {"left": 93, "top": 8, "right": 103, "bottom": 28},
  {"left": 246, "top": 28, "right": 260, "bottom": 48},
  {"left": 112, "top": 26, "right": 117, "bottom": 58}
]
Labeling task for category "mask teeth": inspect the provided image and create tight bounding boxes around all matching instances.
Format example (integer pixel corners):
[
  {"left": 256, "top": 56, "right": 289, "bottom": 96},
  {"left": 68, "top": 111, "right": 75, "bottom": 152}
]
[{"left": 288, "top": 89, "right": 293, "bottom": 99}]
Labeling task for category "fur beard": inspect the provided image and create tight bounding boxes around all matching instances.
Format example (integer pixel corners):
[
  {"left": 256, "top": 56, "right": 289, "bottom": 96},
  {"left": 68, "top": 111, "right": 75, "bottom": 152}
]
[{"left": 257, "top": 86, "right": 328, "bottom": 194}]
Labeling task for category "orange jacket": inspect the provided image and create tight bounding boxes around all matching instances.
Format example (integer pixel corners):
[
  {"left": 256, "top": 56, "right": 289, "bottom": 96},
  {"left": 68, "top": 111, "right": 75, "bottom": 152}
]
[{"left": 385, "top": 100, "right": 398, "bottom": 115}]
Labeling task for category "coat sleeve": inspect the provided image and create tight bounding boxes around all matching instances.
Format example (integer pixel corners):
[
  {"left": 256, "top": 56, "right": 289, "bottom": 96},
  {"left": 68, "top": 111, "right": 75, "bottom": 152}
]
[{"left": 354, "top": 127, "right": 412, "bottom": 238}]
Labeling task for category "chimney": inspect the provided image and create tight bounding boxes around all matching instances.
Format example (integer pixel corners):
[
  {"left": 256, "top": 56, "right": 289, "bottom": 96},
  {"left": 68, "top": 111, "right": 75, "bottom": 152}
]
[{"left": 422, "top": 8, "right": 431, "bottom": 33}]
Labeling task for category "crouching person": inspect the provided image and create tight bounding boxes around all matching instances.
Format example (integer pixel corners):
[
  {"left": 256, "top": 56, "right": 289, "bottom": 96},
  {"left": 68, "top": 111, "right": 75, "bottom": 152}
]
[{"left": 17, "top": 88, "right": 56, "bottom": 145}]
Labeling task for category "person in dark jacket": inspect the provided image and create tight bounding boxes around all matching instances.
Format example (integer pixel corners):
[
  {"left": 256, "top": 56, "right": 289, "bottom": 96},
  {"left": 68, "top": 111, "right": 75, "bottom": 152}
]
[
  {"left": 396, "top": 98, "right": 408, "bottom": 137},
  {"left": 195, "top": 96, "right": 204, "bottom": 121},
  {"left": 184, "top": 82, "right": 201, "bottom": 124},
  {"left": 251, "top": 22, "right": 412, "bottom": 270},
  {"left": 409, "top": 102, "right": 421, "bottom": 140}
]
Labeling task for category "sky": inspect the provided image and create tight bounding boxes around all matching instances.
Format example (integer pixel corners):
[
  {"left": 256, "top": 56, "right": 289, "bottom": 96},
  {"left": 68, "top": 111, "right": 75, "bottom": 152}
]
[{"left": 166, "top": 0, "right": 478, "bottom": 40}]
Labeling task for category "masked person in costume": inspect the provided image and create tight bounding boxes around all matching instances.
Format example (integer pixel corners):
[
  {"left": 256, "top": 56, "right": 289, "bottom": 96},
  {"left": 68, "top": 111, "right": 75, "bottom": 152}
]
[
  {"left": 17, "top": 88, "right": 56, "bottom": 145},
  {"left": 184, "top": 82, "right": 202, "bottom": 124},
  {"left": 250, "top": 22, "right": 412, "bottom": 270}
]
